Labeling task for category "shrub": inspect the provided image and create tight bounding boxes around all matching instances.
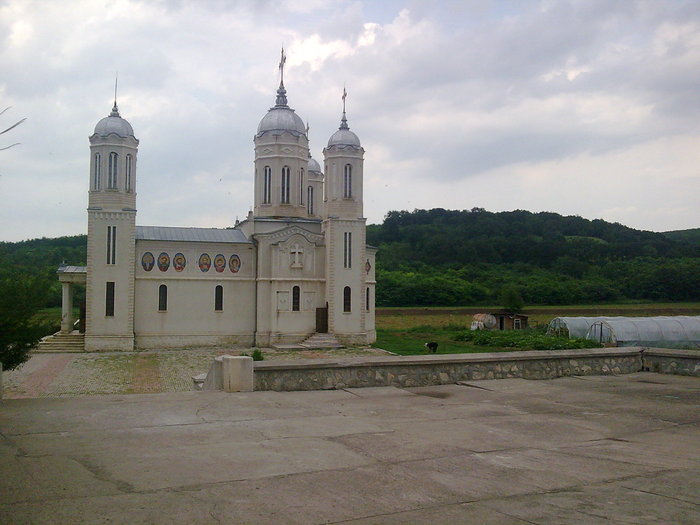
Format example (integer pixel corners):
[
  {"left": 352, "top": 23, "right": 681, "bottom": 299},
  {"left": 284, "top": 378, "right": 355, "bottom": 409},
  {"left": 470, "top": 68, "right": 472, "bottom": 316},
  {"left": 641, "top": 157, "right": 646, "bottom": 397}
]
[{"left": 453, "top": 329, "right": 600, "bottom": 351}]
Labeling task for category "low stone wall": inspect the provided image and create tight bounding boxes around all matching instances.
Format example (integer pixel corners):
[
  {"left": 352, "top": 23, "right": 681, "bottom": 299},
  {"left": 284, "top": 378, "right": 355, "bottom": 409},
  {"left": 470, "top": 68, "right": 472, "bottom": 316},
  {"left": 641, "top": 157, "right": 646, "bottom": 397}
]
[
  {"left": 253, "top": 348, "right": 643, "bottom": 392},
  {"left": 642, "top": 348, "right": 700, "bottom": 376}
]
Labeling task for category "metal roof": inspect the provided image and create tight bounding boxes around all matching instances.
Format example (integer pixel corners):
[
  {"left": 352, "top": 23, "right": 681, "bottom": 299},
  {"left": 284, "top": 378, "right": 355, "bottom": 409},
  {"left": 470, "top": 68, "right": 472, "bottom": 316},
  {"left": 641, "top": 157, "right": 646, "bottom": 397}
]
[
  {"left": 136, "top": 226, "right": 250, "bottom": 243},
  {"left": 57, "top": 265, "right": 87, "bottom": 273}
]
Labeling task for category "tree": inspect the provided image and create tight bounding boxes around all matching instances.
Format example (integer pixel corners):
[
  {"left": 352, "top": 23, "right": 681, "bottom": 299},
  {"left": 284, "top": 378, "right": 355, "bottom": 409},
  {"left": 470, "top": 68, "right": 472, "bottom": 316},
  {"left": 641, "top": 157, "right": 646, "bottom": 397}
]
[
  {"left": 1, "top": 106, "right": 26, "bottom": 151},
  {"left": 499, "top": 284, "right": 525, "bottom": 314},
  {"left": 0, "top": 272, "right": 52, "bottom": 371}
]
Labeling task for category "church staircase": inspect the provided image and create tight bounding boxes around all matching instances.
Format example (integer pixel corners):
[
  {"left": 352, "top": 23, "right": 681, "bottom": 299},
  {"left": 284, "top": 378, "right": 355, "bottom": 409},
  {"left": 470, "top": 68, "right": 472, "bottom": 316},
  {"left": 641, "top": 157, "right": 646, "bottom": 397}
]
[
  {"left": 300, "top": 333, "right": 344, "bottom": 349},
  {"left": 35, "top": 332, "right": 85, "bottom": 353}
]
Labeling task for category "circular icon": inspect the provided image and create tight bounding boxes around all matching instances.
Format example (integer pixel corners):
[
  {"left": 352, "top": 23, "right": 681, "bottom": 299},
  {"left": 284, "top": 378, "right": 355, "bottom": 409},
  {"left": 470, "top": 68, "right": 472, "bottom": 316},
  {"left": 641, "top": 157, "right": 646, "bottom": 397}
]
[
  {"left": 158, "top": 252, "right": 170, "bottom": 272},
  {"left": 198, "top": 253, "right": 211, "bottom": 272},
  {"left": 173, "top": 253, "right": 186, "bottom": 272},
  {"left": 141, "top": 252, "right": 154, "bottom": 272},
  {"left": 213, "top": 254, "right": 226, "bottom": 273},
  {"left": 229, "top": 254, "right": 241, "bottom": 273}
]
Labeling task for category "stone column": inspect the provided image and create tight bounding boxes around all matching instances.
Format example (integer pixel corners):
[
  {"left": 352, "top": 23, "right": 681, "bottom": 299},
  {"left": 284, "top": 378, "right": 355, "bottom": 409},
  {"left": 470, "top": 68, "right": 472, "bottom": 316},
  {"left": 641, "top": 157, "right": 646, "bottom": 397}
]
[{"left": 61, "top": 282, "right": 73, "bottom": 333}]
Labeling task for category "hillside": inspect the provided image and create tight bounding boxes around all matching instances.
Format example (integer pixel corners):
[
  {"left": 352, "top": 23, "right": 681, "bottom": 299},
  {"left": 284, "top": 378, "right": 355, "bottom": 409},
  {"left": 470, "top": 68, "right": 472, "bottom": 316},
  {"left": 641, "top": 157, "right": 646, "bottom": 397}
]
[
  {"left": 367, "top": 209, "right": 700, "bottom": 306},
  {"left": 663, "top": 228, "right": 700, "bottom": 246},
  {"left": 2, "top": 210, "right": 699, "bottom": 308}
]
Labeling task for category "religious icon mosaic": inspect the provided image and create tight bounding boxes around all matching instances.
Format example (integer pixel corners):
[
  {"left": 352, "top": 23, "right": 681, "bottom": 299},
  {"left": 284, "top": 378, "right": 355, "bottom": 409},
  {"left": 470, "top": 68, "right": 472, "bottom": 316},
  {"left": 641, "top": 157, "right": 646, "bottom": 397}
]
[
  {"left": 173, "top": 253, "right": 186, "bottom": 272},
  {"left": 158, "top": 252, "right": 170, "bottom": 272},
  {"left": 198, "top": 253, "right": 211, "bottom": 272},
  {"left": 229, "top": 254, "right": 241, "bottom": 273},
  {"left": 141, "top": 252, "right": 155, "bottom": 272},
  {"left": 213, "top": 254, "right": 226, "bottom": 273}
]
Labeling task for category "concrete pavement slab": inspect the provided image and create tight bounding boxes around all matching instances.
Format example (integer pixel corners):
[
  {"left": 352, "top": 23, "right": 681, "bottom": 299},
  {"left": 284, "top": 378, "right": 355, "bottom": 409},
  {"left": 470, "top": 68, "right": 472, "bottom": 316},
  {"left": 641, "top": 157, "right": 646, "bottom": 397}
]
[{"left": 0, "top": 374, "right": 698, "bottom": 524}]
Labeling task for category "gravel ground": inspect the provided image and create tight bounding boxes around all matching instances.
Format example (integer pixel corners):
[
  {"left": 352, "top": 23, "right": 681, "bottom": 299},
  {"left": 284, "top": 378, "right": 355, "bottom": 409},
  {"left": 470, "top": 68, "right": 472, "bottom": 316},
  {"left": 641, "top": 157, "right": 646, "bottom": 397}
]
[{"left": 2, "top": 347, "right": 390, "bottom": 399}]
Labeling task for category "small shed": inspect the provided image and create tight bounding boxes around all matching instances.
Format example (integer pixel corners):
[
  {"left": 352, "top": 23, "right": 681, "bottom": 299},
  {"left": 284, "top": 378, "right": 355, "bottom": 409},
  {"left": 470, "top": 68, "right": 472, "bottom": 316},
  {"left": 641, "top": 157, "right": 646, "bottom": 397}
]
[{"left": 491, "top": 312, "right": 529, "bottom": 330}]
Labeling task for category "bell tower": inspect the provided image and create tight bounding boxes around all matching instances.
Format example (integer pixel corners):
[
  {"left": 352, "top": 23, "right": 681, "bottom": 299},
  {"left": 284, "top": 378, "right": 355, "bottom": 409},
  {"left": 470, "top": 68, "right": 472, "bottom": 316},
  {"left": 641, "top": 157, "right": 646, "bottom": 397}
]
[
  {"left": 84, "top": 97, "right": 138, "bottom": 351},
  {"left": 322, "top": 90, "right": 372, "bottom": 344}
]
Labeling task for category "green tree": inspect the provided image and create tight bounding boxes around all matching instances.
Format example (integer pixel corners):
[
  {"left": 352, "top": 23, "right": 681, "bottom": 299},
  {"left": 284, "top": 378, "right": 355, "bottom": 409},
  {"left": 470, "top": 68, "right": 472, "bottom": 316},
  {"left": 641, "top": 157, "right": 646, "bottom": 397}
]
[
  {"left": 0, "top": 272, "right": 53, "bottom": 370},
  {"left": 500, "top": 284, "right": 525, "bottom": 313}
]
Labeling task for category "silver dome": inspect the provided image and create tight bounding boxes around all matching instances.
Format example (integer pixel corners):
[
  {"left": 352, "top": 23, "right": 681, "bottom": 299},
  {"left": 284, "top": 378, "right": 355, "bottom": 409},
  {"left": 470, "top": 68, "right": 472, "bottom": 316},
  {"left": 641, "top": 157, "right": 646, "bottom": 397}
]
[
  {"left": 93, "top": 103, "right": 135, "bottom": 138},
  {"left": 257, "top": 107, "right": 307, "bottom": 137},
  {"left": 327, "top": 128, "right": 361, "bottom": 148},
  {"left": 308, "top": 157, "right": 322, "bottom": 173}
]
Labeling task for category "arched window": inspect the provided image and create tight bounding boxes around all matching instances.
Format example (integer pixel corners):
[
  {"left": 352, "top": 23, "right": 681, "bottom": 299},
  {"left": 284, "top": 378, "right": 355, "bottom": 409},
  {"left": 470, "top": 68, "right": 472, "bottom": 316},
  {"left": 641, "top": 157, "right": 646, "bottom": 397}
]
[
  {"left": 307, "top": 186, "right": 314, "bottom": 215},
  {"left": 263, "top": 166, "right": 271, "bottom": 204},
  {"left": 125, "top": 154, "right": 133, "bottom": 192},
  {"left": 292, "top": 285, "right": 300, "bottom": 311},
  {"left": 215, "top": 285, "right": 223, "bottom": 311},
  {"left": 158, "top": 284, "right": 168, "bottom": 311},
  {"left": 108, "top": 152, "right": 118, "bottom": 189},
  {"left": 93, "top": 153, "right": 101, "bottom": 190},
  {"left": 299, "top": 168, "right": 304, "bottom": 204},
  {"left": 366, "top": 287, "right": 370, "bottom": 312},
  {"left": 343, "top": 287, "right": 351, "bottom": 313},
  {"left": 281, "top": 166, "right": 290, "bottom": 203},
  {"left": 343, "top": 164, "right": 352, "bottom": 198}
]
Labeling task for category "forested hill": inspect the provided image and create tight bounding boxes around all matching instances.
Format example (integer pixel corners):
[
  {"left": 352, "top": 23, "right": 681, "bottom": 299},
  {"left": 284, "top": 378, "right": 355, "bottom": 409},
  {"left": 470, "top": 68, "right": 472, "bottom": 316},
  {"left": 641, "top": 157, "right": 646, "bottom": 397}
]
[
  {"left": 367, "top": 209, "right": 700, "bottom": 306},
  {"left": 1, "top": 210, "right": 699, "bottom": 309},
  {"left": 367, "top": 208, "right": 696, "bottom": 269}
]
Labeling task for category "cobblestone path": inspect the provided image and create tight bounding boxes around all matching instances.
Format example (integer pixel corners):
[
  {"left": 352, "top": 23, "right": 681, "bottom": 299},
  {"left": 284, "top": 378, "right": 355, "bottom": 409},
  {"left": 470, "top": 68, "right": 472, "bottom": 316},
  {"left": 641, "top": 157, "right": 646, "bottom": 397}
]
[{"left": 2, "top": 347, "right": 387, "bottom": 398}]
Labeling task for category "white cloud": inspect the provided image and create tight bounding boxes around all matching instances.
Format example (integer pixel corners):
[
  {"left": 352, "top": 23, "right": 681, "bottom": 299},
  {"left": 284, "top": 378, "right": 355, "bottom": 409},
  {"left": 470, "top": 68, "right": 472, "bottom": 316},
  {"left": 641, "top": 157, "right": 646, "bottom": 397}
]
[{"left": 1, "top": 0, "right": 699, "bottom": 242}]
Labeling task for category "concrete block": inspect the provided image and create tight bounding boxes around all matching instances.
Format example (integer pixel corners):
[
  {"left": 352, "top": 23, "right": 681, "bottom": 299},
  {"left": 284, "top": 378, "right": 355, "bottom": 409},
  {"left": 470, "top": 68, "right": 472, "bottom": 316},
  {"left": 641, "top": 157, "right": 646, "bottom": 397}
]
[
  {"left": 222, "top": 355, "right": 254, "bottom": 392},
  {"left": 202, "top": 357, "right": 224, "bottom": 391}
]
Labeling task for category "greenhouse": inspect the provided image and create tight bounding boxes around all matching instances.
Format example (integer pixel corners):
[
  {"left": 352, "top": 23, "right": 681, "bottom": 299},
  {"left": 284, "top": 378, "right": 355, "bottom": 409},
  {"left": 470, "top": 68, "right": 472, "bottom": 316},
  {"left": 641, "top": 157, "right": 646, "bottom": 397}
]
[{"left": 548, "top": 316, "right": 700, "bottom": 349}]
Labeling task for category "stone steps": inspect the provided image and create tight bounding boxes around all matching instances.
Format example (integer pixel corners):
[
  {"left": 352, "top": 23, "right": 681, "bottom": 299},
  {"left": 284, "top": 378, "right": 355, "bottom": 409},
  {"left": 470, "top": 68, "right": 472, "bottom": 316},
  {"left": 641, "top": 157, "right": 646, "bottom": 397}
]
[
  {"left": 300, "top": 333, "right": 344, "bottom": 349},
  {"left": 35, "top": 332, "right": 85, "bottom": 353}
]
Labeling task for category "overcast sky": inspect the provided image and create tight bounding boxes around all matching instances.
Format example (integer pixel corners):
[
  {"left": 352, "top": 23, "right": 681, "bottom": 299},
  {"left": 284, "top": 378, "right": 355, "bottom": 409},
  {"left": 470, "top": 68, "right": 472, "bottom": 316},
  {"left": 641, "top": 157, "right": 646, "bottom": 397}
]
[{"left": 1, "top": 0, "right": 699, "bottom": 242}]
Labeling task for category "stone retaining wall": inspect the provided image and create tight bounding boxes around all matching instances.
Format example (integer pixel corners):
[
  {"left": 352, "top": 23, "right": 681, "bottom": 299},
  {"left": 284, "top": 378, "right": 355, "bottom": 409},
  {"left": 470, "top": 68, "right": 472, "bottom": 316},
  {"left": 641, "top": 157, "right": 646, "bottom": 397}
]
[
  {"left": 642, "top": 348, "right": 700, "bottom": 376},
  {"left": 253, "top": 348, "right": 644, "bottom": 391}
]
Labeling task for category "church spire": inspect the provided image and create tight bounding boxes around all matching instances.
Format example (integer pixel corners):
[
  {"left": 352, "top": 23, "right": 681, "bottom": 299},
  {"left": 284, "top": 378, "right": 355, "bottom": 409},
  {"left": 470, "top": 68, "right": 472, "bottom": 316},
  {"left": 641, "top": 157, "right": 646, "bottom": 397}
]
[
  {"left": 110, "top": 72, "right": 120, "bottom": 117},
  {"left": 339, "top": 85, "right": 349, "bottom": 130},
  {"left": 275, "top": 47, "right": 288, "bottom": 107}
]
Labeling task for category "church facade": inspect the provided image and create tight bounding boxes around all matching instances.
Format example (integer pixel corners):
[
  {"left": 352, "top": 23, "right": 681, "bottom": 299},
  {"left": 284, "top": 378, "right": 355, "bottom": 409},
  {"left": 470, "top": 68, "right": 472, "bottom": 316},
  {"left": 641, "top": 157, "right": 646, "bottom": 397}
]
[{"left": 66, "top": 65, "right": 376, "bottom": 351}]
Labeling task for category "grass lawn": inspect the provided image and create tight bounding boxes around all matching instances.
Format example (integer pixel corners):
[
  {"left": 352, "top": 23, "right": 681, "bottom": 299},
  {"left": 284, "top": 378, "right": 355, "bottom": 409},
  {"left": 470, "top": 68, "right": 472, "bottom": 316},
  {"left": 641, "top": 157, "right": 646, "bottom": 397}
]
[{"left": 375, "top": 301, "right": 700, "bottom": 356}]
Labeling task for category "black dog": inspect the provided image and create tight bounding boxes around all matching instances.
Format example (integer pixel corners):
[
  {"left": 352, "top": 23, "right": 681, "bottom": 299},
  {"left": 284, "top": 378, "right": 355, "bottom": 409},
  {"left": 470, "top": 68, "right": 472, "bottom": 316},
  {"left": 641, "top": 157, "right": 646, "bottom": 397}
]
[{"left": 424, "top": 342, "right": 438, "bottom": 353}]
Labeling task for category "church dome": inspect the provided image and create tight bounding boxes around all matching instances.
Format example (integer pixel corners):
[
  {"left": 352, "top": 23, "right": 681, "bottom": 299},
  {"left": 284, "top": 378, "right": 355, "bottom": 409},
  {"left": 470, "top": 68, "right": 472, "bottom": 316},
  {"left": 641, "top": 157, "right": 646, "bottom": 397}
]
[
  {"left": 93, "top": 103, "right": 135, "bottom": 138},
  {"left": 327, "top": 128, "right": 361, "bottom": 148},
  {"left": 308, "top": 157, "right": 322, "bottom": 173},
  {"left": 256, "top": 82, "right": 307, "bottom": 138},
  {"left": 257, "top": 107, "right": 306, "bottom": 137},
  {"left": 327, "top": 111, "right": 361, "bottom": 148}
]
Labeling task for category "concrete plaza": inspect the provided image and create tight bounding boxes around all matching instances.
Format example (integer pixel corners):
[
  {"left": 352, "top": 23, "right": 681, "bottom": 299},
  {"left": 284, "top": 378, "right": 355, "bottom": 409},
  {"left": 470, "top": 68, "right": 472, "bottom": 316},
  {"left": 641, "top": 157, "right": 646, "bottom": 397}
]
[{"left": 1, "top": 372, "right": 698, "bottom": 524}]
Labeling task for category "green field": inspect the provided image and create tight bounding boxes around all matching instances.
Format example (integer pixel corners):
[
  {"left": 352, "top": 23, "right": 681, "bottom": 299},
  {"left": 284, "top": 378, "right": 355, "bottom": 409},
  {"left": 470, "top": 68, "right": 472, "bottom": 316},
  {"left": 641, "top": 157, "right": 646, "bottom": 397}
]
[{"left": 375, "top": 302, "right": 700, "bottom": 355}]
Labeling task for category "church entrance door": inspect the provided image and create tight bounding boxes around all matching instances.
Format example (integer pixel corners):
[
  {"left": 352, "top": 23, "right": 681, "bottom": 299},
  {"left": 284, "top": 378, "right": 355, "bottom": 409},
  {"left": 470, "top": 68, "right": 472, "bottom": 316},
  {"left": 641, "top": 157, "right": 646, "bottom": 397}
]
[{"left": 316, "top": 306, "right": 328, "bottom": 333}]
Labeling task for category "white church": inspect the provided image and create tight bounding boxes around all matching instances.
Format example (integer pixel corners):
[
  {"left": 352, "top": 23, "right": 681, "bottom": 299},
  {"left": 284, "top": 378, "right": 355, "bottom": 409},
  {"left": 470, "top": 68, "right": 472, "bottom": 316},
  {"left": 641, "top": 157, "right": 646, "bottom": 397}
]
[{"left": 57, "top": 57, "right": 376, "bottom": 351}]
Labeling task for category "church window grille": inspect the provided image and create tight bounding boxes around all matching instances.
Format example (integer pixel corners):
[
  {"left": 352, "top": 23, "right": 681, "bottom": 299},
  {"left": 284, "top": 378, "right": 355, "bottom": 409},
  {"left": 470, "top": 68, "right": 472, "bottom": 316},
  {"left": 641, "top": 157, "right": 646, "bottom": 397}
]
[
  {"left": 366, "top": 287, "right": 370, "bottom": 312},
  {"left": 281, "top": 166, "right": 290, "bottom": 203},
  {"left": 215, "top": 285, "right": 223, "bottom": 311},
  {"left": 106, "top": 226, "right": 116, "bottom": 265},
  {"left": 108, "top": 152, "right": 118, "bottom": 189},
  {"left": 158, "top": 284, "right": 168, "bottom": 311},
  {"left": 343, "top": 232, "right": 352, "bottom": 268},
  {"left": 307, "top": 186, "right": 313, "bottom": 215},
  {"left": 343, "top": 287, "right": 351, "bottom": 313},
  {"left": 93, "top": 153, "right": 101, "bottom": 190},
  {"left": 105, "top": 282, "right": 115, "bottom": 317},
  {"left": 299, "top": 168, "right": 304, "bottom": 204},
  {"left": 292, "top": 286, "right": 300, "bottom": 311},
  {"left": 125, "top": 154, "right": 133, "bottom": 192},
  {"left": 343, "top": 164, "right": 352, "bottom": 198},
  {"left": 263, "top": 166, "right": 271, "bottom": 203}
]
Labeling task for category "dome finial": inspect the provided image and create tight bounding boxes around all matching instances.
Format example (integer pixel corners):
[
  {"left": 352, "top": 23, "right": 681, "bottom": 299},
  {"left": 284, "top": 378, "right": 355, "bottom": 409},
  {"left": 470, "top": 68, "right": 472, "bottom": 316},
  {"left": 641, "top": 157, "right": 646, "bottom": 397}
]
[
  {"left": 339, "top": 85, "right": 349, "bottom": 130},
  {"left": 275, "top": 47, "right": 288, "bottom": 107},
  {"left": 110, "top": 72, "right": 120, "bottom": 117}
]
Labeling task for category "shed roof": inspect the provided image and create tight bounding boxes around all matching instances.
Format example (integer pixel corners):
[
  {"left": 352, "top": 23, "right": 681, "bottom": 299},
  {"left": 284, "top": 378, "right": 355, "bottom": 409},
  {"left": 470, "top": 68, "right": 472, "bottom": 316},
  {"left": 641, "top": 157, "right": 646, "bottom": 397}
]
[{"left": 136, "top": 226, "right": 250, "bottom": 243}]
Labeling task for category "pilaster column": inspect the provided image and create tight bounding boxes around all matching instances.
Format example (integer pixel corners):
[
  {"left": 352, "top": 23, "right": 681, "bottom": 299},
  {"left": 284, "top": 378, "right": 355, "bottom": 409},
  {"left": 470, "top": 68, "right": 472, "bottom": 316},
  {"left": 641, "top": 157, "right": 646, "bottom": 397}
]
[{"left": 61, "top": 282, "right": 73, "bottom": 333}]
